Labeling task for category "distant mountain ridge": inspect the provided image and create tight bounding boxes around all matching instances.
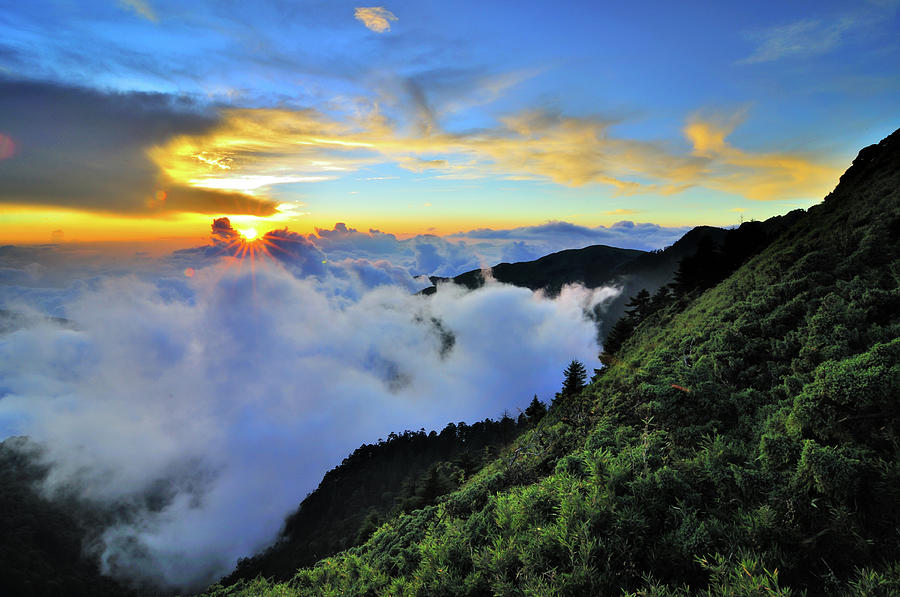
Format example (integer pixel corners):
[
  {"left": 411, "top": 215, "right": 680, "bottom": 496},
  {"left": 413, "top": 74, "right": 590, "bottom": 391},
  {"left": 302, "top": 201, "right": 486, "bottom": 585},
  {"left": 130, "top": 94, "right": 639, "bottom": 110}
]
[
  {"left": 422, "top": 244, "right": 646, "bottom": 294},
  {"left": 422, "top": 215, "right": 802, "bottom": 337}
]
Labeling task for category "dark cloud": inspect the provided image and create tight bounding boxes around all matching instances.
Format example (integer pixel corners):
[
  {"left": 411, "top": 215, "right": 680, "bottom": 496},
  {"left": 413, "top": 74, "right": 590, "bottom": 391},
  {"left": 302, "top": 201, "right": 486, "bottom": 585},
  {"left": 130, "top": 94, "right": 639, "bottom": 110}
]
[{"left": 0, "top": 77, "right": 277, "bottom": 215}]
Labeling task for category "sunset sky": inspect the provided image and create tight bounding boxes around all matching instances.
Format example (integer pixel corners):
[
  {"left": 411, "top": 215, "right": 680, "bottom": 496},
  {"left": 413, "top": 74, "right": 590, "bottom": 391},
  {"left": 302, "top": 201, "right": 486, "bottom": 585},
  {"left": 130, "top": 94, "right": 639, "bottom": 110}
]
[{"left": 1, "top": 0, "right": 898, "bottom": 243}]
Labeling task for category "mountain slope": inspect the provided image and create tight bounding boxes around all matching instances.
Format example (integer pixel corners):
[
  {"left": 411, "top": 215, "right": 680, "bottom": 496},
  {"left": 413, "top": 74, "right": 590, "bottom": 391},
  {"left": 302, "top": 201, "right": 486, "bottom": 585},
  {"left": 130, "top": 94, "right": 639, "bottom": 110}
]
[{"left": 203, "top": 129, "right": 900, "bottom": 596}]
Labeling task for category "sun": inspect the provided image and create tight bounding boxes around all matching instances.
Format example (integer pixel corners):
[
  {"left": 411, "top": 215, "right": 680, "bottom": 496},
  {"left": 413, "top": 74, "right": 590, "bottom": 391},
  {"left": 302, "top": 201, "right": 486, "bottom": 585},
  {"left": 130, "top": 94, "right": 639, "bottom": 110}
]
[{"left": 238, "top": 227, "right": 258, "bottom": 241}]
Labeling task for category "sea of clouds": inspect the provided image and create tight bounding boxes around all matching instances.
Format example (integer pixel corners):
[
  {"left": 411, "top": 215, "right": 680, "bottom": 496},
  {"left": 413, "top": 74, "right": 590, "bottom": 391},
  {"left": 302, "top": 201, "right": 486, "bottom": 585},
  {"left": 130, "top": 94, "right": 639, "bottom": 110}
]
[{"left": 0, "top": 219, "right": 681, "bottom": 589}]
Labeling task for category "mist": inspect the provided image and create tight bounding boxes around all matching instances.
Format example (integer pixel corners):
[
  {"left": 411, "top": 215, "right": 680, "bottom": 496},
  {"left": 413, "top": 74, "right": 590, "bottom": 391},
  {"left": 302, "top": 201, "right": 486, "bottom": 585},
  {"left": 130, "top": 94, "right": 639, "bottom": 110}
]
[{"left": 0, "top": 252, "right": 617, "bottom": 590}]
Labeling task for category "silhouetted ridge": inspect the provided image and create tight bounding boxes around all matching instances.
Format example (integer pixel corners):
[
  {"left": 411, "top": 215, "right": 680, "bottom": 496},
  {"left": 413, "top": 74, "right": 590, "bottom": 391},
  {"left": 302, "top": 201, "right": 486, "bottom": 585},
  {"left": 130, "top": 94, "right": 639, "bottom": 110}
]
[
  {"left": 422, "top": 215, "right": 801, "bottom": 339},
  {"left": 826, "top": 127, "right": 900, "bottom": 204}
]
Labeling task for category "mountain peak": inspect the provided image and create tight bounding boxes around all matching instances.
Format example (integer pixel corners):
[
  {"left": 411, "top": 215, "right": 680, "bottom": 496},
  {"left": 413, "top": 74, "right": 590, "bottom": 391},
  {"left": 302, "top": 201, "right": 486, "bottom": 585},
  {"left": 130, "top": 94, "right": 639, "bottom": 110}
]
[{"left": 826, "top": 127, "right": 900, "bottom": 204}]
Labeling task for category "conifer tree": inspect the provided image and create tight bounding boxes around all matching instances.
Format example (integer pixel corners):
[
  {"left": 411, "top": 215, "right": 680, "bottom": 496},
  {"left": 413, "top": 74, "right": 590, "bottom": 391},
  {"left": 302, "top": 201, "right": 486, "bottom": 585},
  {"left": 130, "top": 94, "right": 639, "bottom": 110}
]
[
  {"left": 603, "top": 317, "right": 635, "bottom": 355},
  {"left": 524, "top": 395, "right": 547, "bottom": 423},
  {"left": 561, "top": 360, "right": 587, "bottom": 398},
  {"left": 625, "top": 288, "right": 652, "bottom": 320}
]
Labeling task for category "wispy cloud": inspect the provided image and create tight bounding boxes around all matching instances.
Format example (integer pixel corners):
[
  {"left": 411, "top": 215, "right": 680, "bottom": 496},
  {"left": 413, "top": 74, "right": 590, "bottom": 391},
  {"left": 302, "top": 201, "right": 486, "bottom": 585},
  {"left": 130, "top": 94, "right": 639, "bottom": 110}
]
[
  {"left": 117, "top": 0, "right": 158, "bottom": 23},
  {"left": 354, "top": 7, "right": 398, "bottom": 33},
  {"left": 736, "top": 2, "right": 899, "bottom": 65},
  {"left": 683, "top": 111, "right": 840, "bottom": 200},
  {"left": 152, "top": 101, "right": 838, "bottom": 203},
  {"left": 151, "top": 105, "right": 700, "bottom": 196}
]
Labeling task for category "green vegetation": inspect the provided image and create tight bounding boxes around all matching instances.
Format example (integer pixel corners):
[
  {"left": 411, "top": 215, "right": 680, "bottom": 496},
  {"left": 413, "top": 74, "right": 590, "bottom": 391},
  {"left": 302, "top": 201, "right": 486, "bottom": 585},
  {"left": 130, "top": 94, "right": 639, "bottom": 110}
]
[
  {"left": 202, "top": 129, "right": 900, "bottom": 595},
  {"left": 424, "top": 212, "right": 801, "bottom": 342}
]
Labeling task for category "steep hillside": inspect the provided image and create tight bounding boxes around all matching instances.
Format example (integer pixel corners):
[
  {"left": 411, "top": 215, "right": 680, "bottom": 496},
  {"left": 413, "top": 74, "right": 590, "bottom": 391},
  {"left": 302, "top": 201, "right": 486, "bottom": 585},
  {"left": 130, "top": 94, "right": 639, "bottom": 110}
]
[{"left": 202, "top": 130, "right": 900, "bottom": 596}]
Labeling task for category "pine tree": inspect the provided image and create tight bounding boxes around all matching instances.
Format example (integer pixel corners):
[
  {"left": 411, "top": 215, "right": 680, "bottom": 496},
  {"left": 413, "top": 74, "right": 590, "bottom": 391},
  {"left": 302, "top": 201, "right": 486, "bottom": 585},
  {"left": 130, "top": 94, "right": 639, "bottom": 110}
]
[
  {"left": 625, "top": 288, "right": 652, "bottom": 320},
  {"left": 603, "top": 317, "right": 635, "bottom": 355},
  {"left": 561, "top": 360, "right": 587, "bottom": 398},
  {"left": 524, "top": 395, "right": 547, "bottom": 423},
  {"left": 649, "top": 286, "right": 671, "bottom": 311}
]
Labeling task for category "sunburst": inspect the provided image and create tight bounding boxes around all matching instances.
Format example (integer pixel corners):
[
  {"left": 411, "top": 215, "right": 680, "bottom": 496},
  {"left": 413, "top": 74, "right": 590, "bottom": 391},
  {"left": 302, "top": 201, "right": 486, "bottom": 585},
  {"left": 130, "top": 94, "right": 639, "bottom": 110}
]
[
  {"left": 201, "top": 218, "right": 317, "bottom": 278},
  {"left": 237, "top": 227, "right": 258, "bottom": 241}
]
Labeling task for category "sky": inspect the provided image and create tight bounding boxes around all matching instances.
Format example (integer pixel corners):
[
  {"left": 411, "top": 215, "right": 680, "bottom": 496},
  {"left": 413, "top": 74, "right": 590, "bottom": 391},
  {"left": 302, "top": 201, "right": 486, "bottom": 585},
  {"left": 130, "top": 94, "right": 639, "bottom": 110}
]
[
  {"left": 0, "top": 1, "right": 899, "bottom": 590},
  {"left": 0, "top": 0, "right": 898, "bottom": 243}
]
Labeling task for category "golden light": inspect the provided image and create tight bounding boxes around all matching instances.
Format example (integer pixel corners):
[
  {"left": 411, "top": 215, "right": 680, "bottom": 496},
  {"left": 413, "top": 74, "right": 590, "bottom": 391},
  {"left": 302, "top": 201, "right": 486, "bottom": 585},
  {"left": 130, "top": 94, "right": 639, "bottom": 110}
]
[{"left": 238, "top": 227, "right": 258, "bottom": 241}]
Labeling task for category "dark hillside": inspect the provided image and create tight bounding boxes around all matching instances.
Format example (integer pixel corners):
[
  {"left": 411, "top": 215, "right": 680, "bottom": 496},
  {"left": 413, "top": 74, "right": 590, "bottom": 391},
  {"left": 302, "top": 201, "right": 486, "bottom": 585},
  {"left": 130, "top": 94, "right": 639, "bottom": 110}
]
[
  {"left": 203, "top": 129, "right": 900, "bottom": 596},
  {"left": 0, "top": 437, "right": 134, "bottom": 597}
]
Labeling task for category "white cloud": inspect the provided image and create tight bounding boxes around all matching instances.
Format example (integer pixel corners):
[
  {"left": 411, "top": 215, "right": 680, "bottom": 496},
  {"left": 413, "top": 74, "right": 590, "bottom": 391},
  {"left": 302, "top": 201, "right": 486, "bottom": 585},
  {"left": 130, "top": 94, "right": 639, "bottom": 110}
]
[
  {"left": 0, "top": 252, "right": 616, "bottom": 590},
  {"left": 450, "top": 220, "right": 692, "bottom": 262},
  {"left": 0, "top": 218, "right": 689, "bottom": 321},
  {"left": 736, "top": 2, "right": 900, "bottom": 66},
  {"left": 738, "top": 17, "right": 854, "bottom": 64}
]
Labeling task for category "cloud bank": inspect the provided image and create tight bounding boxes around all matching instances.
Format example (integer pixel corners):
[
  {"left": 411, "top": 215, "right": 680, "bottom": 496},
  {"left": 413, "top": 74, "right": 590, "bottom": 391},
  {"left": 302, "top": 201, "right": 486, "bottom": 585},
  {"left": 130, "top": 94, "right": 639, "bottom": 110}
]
[
  {"left": 167, "top": 218, "right": 690, "bottom": 287},
  {"left": 0, "top": 237, "right": 616, "bottom": 590}
]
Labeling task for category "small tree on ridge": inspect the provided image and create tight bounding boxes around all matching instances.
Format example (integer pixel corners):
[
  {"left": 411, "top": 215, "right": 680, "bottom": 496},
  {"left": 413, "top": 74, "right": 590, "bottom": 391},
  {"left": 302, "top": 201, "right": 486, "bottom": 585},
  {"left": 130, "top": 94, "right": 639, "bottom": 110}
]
[{"left": 561, "top": 360, "right": 587, "bottom": 398}]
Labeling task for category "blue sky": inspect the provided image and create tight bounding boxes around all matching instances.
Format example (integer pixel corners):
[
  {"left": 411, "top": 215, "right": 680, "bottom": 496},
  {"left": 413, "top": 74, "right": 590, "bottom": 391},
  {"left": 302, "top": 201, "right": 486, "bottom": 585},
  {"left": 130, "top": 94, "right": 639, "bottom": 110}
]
[{"left": 0, "top": 0, "right": 898, "bottom": 241}]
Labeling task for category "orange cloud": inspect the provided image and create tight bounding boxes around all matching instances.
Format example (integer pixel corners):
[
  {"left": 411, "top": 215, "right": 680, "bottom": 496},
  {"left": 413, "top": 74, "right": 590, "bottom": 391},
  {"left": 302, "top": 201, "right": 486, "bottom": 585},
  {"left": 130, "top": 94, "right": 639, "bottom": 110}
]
[
  {"left": 149, "top": 100, "right": 841, "bottom": 206},
  {"left": 684, "top": 113, "right": 841, "bottom": 200},
  {"left": 354, "top": 7, "right": 398, "bottom": 33}
]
